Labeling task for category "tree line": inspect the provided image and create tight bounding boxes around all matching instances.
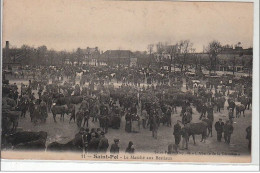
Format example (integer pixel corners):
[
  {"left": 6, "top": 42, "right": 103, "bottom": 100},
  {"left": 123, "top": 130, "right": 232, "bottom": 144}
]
[{"left": 3, "top": 41, "right": 252, "bottom": 75}]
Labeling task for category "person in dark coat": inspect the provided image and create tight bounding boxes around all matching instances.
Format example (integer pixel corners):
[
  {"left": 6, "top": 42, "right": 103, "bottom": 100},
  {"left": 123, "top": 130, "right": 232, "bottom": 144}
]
[
  {"left": 223, "top": 120, "right": 233, "bottom": 144},
  {"left": 69, "top": 104, "right": 76, "bottom": 123},
  {"left": 228, "top": 108, "right": 234, "bottom": 122},
  {"left": 207, "top": 103, "right": 214, "bottom": 122},
  {"left": 182, "top": 111, "right": 192, "bottom": 125},
  {"left": 98, "top": 131, "right": 109, "bottom": 153},
  {"left": 88, "top": 133, "right": 100, "bottom": 153},
  {"left": 110, "top": 139, "right": 120, "bottom": 154},
  {"left": 215, "top": 118, "right": 224, "bottom": 142},
  {"left": 125, "top": 141, "right": 135, "bottom": 154},
  {"left": 73, "top": 128, "right": 86, "bottom": 151},
  {"left": 85, "top": 128, "right": 91, "bottom": 150},
  {"left": 152, "top": 114, "right": 159, "bottom": 139},
  {"left": 130, "top": 105, "right": 137, "bottom": 115},
  {"left": 173, "top": 121, "right": 182, "bottom": 146},
  {"left": 200, "top": 103, "right": 207, "bottom": 120},
  {"left": 180, "top": 126, "right": 189, "bottom": 150},
  {"left": 166, "top": 108, "right": 172, "bottom": 127},
  {"left": 125, "top": 112, "right": 132, "bottom": 133},
  {"left": 246, "top": 125, "right": 251, "bottom": 151}
]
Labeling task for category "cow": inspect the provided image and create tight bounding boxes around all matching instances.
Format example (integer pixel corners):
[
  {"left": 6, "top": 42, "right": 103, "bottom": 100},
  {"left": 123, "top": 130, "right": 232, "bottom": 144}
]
[
  {"left": 202, "top": 118, "right": 213, "bottom": 137},
  {"left": 182, "top": 122, "right": 208, "bottom": 144},
  {"left": 51, "top": 105, "right": 68, "bottom": 122},
  {"left": 2, "top": 85, "right": 12, "bottom": 97},
  {"left": 47, "top": 140, "right": 81, "bottom": 152},
  {"left": 14, "top": 138, "right": 47, "bottom": 151},
  {"left": 2, "top": 114, "right": 12, "bottom": 135},
  {"left": 54, "top": 97, "right": 69, "bottom": 106},
  {"left": 5, "top": 131, "right": 47, "bottom": 150},
  {"left": 236, "top": 104, "right": 246, "bottom": 117},
  {"left": 70, "top": 96, "right": 83, "bottom": 104},
  {"left": 2, "top": 104, "right": 12, "bottom": 111},
  {"left": 3, "top": 97, "right": 17, "bottom": 107},
  {"left": 2, "top": 109, "right": 20, "bottom": 132}
]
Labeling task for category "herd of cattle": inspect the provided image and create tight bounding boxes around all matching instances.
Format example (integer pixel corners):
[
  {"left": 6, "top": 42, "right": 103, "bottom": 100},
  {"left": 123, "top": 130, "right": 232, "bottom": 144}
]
[{"left": 1, "top": 64, "right": 252, "bottom": 152}]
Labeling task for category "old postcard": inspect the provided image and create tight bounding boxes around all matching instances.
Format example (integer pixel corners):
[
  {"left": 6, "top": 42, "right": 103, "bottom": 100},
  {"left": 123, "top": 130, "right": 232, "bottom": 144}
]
[{"left": 1, "top": 0, "right": 257, "bottom": 166}]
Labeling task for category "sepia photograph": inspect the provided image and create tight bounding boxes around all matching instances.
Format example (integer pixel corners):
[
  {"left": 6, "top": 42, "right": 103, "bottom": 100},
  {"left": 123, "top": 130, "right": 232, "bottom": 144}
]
[{"left": 1, "top": 0, "right": 258, "bottom": 168}]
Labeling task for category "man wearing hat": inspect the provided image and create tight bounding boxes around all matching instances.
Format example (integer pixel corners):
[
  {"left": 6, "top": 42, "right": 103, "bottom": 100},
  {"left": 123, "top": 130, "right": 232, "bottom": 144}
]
[
  {"left": 73, "top": 128, "right": 86, "bottom": 151},
  {"left": 223, "top": 120, "right": 234, "bottom": 144},
  {"left": 110, "top": 139, "right": 120, "bottom": 154},
  {"left": 228, "top": 108, "right": 234, "bottom": 123},
  {"left": 88, "top": 133, "right": 100, "bottom": 153},
  {"left": 173, "top": 120, "right": 182, "bottom": 146},
  {"left": 98, "top": 131, "right": 109, "bottom": 153},
  {"left": 215, "top": 118, "right": 224, "bottom": 142}
]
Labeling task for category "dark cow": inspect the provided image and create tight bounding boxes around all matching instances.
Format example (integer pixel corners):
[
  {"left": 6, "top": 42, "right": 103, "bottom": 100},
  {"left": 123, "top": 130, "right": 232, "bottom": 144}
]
[
  {"left": 5, "top": 131, "right": 47, "bottom": 150},
  {"left": 14, "top": 138, "right": 46, "bottom": 150},
  {"left": 51, "top": 105, "right": 68, "bottom": 122},
  {"left": 2, "top": 109, "right": 20, "bottom": 132},
  {"left": 47, "top": 140, "right": 81, "bottom": 152},
  {"left": 202, "top": 118, "right": 213, "bottom": 137},
  {"left": 2, "top": 114, "right": 12, "bottom": 134},
  {"left": 183, "top": 122, "right": 208, "bottom": 144},
  {"left": 70, "top": 96, "right": 83, "bottom": 104},
  {"left": 54, "top": 97, "right": 69, "bottom": 106},
  {"left": 3, "top": 97, "right": 17, "bottom": 107},
  {"left": 236, "top": 104, "right": 246, "bottom": 117}
]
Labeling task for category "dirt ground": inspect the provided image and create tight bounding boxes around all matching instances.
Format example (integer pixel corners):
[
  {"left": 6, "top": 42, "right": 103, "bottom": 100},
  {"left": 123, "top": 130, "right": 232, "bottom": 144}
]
[{"left": 6, "top": 78, "right": 252, "bottom": 156}]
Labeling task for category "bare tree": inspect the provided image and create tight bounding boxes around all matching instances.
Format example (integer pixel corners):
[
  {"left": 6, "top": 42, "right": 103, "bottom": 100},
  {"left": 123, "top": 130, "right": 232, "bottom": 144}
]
[
  {"left": 117, "top": 48, "right": 121, "bottom": 67},
  {"left": 70, "top": 52, "right": 76, "bottom": 65},
  {"left": 178, "top": 40, "right": 193, "bottom": 72},
  {"left": 205, "top": 40, "right": 222, "bottom": 74},
  {"left": 166, "top": 44, "right": 178, "bottom": 72},
  {"left": 37, "top": 45, "right": 47, "bottom": 65},
  {"left": 155, "top": 42, "right": 168, "bottom": 69},
  {"left": 76, "top": 47, "right": 83, "bottom": 66},
  {"left": 147, "top": 44, "right": 154, "bottom": 68},
  {"left": 156, "top": 42, "right": 166, "bottom": 54}
]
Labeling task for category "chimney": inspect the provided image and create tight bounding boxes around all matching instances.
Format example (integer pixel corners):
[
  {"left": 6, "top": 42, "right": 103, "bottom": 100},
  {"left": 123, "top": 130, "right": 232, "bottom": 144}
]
[{"left": 5, "top": 41, "right": 9, "bottom": 60}]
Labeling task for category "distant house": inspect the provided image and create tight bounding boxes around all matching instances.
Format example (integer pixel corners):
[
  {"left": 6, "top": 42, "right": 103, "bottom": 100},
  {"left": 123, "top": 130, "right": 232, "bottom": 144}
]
[
  {"left": 193, "top": 46, "right": 253, "bottom": 73},
  {"left": 221, "top": 46, "right": 253, "bottom": 55},
  {"left": 83, "top": 47, "right": 100, "bottom": 65},
  {"left": 155, "top": 51, "right": 171, "bottom": 62},
  {"left": 101, "top": 50, "right": 134, "bottom": 66},
  {"left": 130, "top": 58, "right": 137, "bottom": 67},
  {"left": 64, "top": 47, "right": 101, "bottom": 66},
  {"left": 64, "top": 57, "right": 71, "bottom": 65}
]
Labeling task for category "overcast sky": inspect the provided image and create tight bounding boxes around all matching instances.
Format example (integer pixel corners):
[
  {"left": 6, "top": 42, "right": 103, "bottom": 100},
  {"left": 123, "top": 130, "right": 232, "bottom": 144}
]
[{"left": 3, "top": 0, "right": 254, "bottom": 52}]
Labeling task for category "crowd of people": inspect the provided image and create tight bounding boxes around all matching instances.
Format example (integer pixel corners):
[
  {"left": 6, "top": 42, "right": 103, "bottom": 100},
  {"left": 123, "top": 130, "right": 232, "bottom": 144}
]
[
  {"left": 72, "top": 127, "right": 135, "bottom": 154},
  {"left": 2, "top": 63, "right": 252, "bottom": 153}
]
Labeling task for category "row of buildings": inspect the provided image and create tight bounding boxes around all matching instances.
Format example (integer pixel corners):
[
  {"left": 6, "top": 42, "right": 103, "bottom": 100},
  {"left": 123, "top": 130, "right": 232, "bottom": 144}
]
[
  {"left": 3, "top": 41, "right": 253, "bottom": 73},
  {"left": 63, "top": 45, "right": 253, "bottom": 73}
]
